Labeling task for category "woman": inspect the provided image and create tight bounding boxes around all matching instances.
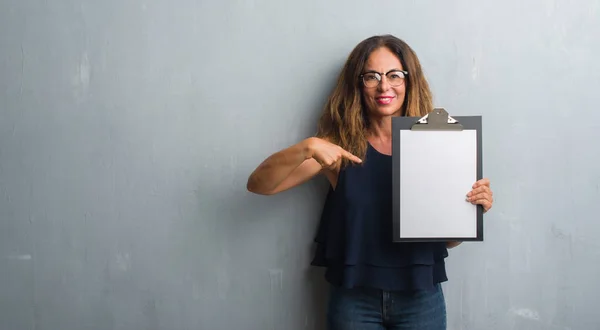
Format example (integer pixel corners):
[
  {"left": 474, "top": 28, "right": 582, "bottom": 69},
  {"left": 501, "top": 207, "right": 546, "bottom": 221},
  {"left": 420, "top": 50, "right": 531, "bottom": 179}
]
[{"left": 246, "top": 34, "right": 493, "bottom": 330}]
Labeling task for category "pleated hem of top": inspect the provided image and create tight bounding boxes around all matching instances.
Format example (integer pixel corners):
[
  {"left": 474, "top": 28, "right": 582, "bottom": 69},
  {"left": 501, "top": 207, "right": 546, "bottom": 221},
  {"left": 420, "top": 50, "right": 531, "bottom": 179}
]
[{"left": 312, "top": 258, "right": 448, "bottom": 292}]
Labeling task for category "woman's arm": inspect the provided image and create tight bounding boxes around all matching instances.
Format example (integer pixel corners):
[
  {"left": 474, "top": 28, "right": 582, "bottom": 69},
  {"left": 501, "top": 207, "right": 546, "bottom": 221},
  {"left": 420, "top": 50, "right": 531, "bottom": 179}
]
[
  {"left": 246, "top": 137, "right": 361, "bottom": 195},
  {"left": 246, "top": 138, "right": 324, "bottom": 195}
]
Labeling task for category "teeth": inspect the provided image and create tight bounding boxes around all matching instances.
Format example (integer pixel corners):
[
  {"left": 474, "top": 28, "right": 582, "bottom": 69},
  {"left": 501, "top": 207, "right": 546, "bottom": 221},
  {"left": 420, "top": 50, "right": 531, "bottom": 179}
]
[{"left": 377, "top": 97, "right": 393, "bottom": 104}]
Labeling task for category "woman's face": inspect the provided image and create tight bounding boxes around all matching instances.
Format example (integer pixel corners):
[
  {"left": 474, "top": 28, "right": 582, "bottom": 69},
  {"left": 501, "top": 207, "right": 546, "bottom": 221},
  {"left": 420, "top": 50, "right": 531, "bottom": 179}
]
[{"left": 361, "top": 47, "right": 407, "bottom": 118}]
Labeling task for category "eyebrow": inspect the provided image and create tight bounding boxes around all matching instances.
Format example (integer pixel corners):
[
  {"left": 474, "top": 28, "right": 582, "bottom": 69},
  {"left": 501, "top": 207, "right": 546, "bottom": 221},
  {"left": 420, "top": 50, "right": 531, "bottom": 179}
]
[{"left": 362, "top": 68, "right": 405, "bottom": 74}]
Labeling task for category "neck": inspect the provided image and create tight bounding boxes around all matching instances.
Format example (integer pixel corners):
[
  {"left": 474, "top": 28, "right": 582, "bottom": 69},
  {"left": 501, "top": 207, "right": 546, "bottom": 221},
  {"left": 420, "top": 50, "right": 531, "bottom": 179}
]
[{"left": 367, "top": 115, "right": 394, "bottom": 141}]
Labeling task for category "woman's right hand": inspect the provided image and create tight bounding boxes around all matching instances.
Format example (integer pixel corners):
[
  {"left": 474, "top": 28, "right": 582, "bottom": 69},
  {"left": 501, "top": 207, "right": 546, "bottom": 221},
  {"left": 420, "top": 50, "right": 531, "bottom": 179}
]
[{"left": 303, "top": 137, "right": 363, "bottom": 169}]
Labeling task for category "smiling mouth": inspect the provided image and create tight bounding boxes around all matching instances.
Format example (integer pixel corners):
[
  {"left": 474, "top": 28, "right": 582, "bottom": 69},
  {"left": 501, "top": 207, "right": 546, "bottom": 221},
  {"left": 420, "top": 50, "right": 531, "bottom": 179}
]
[{"left": 376, "top": 96, "right": 394, "bottom": 105}]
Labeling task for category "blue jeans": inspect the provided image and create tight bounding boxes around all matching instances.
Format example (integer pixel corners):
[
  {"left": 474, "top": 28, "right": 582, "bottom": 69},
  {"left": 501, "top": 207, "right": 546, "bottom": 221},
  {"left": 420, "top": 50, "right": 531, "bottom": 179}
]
[{"left": 326, "top": 284, "right": 446, "bottom": 330}]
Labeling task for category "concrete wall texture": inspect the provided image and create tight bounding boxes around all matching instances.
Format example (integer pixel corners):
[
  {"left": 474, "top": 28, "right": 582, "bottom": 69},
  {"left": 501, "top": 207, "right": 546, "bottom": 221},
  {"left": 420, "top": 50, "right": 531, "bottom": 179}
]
[{"left": 1, "top": 0, "right": 599, "bottom": 329}]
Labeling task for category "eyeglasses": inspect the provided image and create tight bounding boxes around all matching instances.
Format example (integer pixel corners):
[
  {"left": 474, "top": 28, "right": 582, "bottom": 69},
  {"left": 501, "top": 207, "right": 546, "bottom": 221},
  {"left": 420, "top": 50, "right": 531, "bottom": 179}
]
[{"left": 359, "top": 70, "right": 408, "bottom": 88}]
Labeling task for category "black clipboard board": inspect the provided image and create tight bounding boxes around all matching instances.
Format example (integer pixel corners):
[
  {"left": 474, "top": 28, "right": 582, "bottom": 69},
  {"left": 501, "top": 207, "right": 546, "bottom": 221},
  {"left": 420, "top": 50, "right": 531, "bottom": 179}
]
[{"left": 392, "top": 108, "right": 484, "bottom": 242}]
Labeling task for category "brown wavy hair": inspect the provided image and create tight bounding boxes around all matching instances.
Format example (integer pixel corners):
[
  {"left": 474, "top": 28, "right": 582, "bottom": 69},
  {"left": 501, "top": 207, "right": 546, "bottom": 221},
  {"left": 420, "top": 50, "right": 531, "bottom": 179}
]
[{"left": 315, "top": 35, "right": 433, "bottom": 165}]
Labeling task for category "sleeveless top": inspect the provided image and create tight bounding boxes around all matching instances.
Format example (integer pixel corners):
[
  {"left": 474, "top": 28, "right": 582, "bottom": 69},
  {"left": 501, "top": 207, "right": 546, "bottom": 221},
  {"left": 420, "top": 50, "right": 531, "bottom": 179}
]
[{"left": 310, "top": 142, "right": 449, "bottom": 291}]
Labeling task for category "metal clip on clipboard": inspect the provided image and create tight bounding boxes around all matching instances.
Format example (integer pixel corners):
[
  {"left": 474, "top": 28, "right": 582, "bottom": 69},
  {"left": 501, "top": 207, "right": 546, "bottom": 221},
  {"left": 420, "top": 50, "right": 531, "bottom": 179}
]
[{"left": 411, "top": 107, "right": 464, "bottom": 131}]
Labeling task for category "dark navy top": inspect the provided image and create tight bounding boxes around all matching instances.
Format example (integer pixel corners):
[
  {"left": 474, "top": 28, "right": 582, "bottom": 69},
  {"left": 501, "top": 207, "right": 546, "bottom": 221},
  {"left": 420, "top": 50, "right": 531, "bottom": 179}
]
[{"left": 311, "top": 142, "right": 449, "bottom": 291}]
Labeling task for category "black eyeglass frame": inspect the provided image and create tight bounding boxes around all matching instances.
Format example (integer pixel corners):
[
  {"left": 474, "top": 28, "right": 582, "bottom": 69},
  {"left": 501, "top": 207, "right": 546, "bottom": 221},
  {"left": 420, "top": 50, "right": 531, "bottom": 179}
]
[{"left": 359, "top": 69, "right": 409, "bottom": 87}]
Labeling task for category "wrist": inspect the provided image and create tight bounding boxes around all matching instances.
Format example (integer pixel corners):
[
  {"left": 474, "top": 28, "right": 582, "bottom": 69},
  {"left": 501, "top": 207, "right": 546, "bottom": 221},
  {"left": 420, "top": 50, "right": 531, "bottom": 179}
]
[
  {"left": 300, "top": 137, "right": 315, "bottom": 160},
  {"left": 447, "top": 241, "right": 462, "bottom": 248}
]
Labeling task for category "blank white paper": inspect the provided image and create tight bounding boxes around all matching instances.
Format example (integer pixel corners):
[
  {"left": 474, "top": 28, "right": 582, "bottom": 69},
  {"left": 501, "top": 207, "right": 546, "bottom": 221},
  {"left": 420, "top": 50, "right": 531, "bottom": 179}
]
[{"left": 399, "top": 130, "right": 478, "bottom": 238}]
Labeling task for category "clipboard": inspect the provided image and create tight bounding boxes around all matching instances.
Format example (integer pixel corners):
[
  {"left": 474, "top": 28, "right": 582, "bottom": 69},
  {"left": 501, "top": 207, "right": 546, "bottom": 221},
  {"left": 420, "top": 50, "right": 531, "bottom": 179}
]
[{"left": 392, "top": 108, "right": 483, "bottom": 242}]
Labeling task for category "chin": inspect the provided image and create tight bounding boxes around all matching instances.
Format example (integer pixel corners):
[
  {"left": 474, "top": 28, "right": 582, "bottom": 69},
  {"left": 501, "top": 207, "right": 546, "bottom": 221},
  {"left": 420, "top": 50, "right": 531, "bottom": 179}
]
[{"left": 370, "top": 103, "right": 403, "bottom": 117}]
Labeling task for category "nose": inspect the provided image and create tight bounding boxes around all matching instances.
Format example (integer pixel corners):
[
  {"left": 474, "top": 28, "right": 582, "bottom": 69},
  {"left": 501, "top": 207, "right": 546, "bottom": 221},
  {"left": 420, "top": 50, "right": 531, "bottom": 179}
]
[{"left": 378, "top": 75, "right": 391, "bottom": 92}]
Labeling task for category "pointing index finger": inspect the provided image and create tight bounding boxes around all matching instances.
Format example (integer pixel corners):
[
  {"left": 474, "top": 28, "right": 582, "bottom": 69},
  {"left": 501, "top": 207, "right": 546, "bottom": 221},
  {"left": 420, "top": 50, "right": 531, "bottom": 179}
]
[{"left": 343, "top": 150, "right": 362, "bottom": 163}]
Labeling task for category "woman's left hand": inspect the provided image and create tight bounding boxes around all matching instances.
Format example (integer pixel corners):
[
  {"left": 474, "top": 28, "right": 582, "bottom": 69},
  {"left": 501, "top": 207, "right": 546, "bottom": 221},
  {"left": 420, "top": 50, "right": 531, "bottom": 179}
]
[{"left": 467, "top": 178, "right": 493, "bottom": 212}]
